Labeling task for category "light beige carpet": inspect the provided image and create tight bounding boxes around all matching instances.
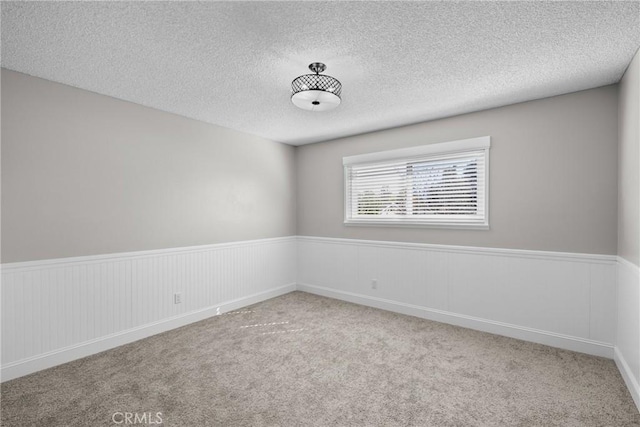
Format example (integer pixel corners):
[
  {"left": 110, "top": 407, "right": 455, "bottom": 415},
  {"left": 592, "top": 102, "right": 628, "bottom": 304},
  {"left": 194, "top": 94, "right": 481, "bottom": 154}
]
[{"left": 2, "top": 291, "right": 639, "bottom": 426}]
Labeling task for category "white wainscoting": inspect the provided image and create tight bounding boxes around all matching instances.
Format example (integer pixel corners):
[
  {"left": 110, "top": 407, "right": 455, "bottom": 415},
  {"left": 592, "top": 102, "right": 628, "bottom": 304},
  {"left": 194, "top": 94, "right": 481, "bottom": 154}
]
[
  {"left": 1, "top": 236, "right": 297, "bottom": 382},
  {"left": 2, "top": 234, "right": 629, "bottom": 398},
  {"left": 615, "top": 257, "right": 640, "bottom": 410},
  {"left": 298, "top": 236, "right": 617, "bottom": 358}
]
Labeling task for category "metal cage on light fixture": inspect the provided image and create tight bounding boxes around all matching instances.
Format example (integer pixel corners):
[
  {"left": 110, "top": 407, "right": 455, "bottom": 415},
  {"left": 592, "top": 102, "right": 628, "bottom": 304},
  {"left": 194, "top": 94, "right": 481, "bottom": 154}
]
[{"left": 291, "top": 62, "right": 342, "bottom": 111}]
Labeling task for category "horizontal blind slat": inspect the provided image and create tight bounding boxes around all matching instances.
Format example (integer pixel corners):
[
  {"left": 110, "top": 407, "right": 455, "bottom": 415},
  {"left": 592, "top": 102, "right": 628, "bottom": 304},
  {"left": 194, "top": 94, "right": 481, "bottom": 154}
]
[
  {"left": 352, "top": 152, "right": 485, "bottom": 171},
  {"left": 352, "top": 164, "right": 481, "bottom": 178}
]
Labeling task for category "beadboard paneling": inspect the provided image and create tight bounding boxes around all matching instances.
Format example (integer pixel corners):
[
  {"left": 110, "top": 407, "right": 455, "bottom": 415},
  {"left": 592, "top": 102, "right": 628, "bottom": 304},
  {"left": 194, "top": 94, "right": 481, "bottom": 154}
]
[
  {"left": 1, "top": 235, "right": 624, "bottom": 386},
  {"left": 615, "top": 257, "right": 640, "bottom": 410},
  {"left": 1, "top": 237, "right": 296, "bottom": 381},
  {"left": 298, "top": 236, "right": 617, "bottom": 357}
]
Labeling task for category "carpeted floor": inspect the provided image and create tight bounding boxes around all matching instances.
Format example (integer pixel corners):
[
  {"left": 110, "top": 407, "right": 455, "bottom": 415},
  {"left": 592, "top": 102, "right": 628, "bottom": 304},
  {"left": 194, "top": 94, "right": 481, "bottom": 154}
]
[{"left": 2, "top": 291, "right": 639, "bottom": 426}]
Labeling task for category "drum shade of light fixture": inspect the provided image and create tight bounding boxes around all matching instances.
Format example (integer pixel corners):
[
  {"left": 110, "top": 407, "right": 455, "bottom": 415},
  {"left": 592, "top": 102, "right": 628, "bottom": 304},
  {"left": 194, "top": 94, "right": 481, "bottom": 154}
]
[{"left": 291, "top": 62, "right": 342, "bottom": 111}]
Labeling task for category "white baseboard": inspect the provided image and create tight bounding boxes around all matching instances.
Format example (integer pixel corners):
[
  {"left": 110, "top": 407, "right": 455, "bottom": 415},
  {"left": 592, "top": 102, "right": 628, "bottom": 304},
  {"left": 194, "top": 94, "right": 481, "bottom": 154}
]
[
  {"left": 297, "top": 283, "right": 614, "bottom": 359},
  {"left": 615, "top": 346, "right": 640, "bottom": 412},
  {"left": 1, "top": 284, "right": 296, "bottom": 382}
]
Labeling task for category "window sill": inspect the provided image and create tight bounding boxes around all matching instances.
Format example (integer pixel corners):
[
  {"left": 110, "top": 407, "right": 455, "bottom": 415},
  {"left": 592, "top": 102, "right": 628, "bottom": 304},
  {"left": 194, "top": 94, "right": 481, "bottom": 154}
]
[{"left": 343, "top": 220, "right": 490, "bottom": 230}]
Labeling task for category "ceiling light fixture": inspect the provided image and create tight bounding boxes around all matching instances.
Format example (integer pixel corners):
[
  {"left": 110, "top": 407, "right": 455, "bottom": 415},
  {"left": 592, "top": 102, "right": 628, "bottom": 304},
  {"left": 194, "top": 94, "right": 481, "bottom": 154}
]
[{"left": 291, "top": 62, "right": 342, "bottom": 112}]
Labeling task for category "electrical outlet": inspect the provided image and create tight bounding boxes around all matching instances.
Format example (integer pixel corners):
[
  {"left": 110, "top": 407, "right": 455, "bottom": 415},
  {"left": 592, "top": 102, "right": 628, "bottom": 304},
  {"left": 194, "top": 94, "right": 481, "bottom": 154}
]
[
  {"left": 371, "top": 279, "right": 378, "bottom": 290},
  {"left": 174, "top": 293, "right": 182, "bottom": 304}
]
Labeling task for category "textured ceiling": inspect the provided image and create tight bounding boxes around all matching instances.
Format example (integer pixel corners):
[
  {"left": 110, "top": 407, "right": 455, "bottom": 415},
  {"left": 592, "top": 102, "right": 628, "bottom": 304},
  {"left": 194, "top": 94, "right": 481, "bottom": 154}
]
[{"left": 2, "top": 1, "right": 640, "bottom": 146}]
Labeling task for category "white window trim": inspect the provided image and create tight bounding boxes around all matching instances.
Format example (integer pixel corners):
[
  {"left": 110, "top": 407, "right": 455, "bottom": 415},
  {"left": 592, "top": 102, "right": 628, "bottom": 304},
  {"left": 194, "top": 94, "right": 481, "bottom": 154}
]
[{"left": 343, "top": 136, "right": 490, "bottom": 230}]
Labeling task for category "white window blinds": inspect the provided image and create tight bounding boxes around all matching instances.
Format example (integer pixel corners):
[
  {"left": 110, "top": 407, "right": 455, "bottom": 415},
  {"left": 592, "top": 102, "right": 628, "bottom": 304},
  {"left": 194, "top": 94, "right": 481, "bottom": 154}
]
[{"left": 343, "top": 137, "right": 490, "bottom": 228}]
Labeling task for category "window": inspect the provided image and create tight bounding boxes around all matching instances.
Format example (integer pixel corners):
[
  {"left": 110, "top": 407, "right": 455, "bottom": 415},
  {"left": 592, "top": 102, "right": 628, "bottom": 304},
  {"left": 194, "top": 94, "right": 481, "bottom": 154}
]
[{"left": 343, "top": 136, "right": 490, "bottom": 229}]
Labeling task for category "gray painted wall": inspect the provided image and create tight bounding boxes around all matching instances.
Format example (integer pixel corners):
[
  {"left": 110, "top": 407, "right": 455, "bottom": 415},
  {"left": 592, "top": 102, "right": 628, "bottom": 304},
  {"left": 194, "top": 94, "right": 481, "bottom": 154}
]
[
  {"left": 618, "top": 50, "right": 640, "bottom": 267},
  {"left": 296, "top": 86, "right": 619, "bottom": 255},
  {"left": 1, "top": 70, "right": 296, "bottom": 263},
  {"left": 1, "top": 69, "right": 623, "bottom": 261}
]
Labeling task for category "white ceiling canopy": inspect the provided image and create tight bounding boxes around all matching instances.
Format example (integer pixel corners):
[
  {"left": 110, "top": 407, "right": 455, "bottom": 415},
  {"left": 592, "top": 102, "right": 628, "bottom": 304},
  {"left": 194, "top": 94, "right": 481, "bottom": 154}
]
[{"left": 2, "top": 1, "right": 639, "bottom": 146}]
